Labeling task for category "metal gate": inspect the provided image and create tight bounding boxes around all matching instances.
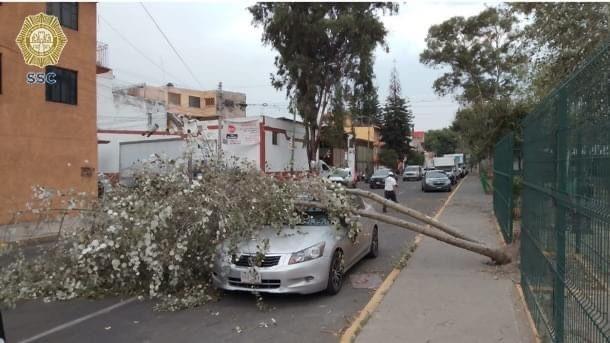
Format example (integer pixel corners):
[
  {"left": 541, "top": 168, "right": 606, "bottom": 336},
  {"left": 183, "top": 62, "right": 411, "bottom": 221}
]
[
  {"left": 493, "top": 133, "right": 514, "bottom": 243},
  {"left": 520, "top": 42, "right": 609, "bottom": 342}
]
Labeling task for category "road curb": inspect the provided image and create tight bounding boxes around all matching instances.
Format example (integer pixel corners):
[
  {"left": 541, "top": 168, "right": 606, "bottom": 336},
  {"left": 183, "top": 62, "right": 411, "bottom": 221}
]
[
  {"left": 514, "top": 284, "right": 542, "bottom": 343},
  {"left": 340, "top": 175, "right": 467, "bottom": 343}
]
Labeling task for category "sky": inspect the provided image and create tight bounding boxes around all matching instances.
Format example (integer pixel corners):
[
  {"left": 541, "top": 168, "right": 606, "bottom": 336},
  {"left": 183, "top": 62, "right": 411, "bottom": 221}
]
[{"left": 97, "top": 1, "right": 488, "bottom": 131}]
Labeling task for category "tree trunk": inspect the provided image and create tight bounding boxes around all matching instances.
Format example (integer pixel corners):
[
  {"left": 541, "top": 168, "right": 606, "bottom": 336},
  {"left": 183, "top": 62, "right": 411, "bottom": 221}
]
[
  {"left": 294, "top": 200, "right": 511, "bottom": 265},
  {"left": 357, "top": 209, "right": 511, "bottom": 265},
  {"left": 345, "top": 188, "right": 481, "bottom": 244}
]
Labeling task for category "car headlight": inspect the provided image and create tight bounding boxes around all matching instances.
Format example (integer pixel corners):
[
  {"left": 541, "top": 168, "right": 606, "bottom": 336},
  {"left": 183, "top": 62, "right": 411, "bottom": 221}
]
[{"left": 288, "top": 242, "right": 325, "bottom": 265}]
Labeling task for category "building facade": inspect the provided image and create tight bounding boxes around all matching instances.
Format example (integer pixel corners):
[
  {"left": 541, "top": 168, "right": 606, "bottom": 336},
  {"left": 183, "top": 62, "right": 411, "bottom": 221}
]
[
  {"left": 411, "top": 130, "right": 425, "bottom": 153},
  {"left": 0, "top": 3, "right": 98, "bottom": 224},
  {"left": 126, "top": 84, "right": 247, "bottom": 122}
]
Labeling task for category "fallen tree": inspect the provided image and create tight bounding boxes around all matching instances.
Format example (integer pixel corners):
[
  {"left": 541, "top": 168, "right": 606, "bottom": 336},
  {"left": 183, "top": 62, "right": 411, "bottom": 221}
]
[
  {"left": 296, "top": 200, "right": 511, "bottom": 265},
  {"left": 346, "top": 188, "right": 481, "bottom": 243},
  {"left": 0, "top": 156, "right": 509, "bottom": 312}
]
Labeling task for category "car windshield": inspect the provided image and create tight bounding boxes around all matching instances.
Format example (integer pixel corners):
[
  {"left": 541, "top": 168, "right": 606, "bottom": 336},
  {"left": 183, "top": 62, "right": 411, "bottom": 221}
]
[
  {"left": 298, "top": 209, "right": 331, "bottom": 226},
  {"left": 406, "top": 166, "right": 419, "bottom": 171},
  {"left": 372, "top": 169, "right": 390, "bottom": 177},
  {"left": 427, "top": 171, "right": 447, "bottom": 179}
]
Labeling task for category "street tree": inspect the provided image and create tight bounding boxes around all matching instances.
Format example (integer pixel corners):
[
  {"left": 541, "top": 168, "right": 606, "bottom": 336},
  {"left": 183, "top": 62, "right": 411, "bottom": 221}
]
[
  {"left": 381, "top": 66, "right": 413, "bottom": 159},
  {"left": 423, "top": 128, "right": 459, "bottom": 156},
  {"left": 510, "top": 3, "right": 609, "bottom": 99},
  {"left": 249, "top": 3, "right": 396, "bottom": 167},
  {"left": 320, "top": 83, "right": 348, "bottom": 149},
  {"left": 349, "top": 56, "right": 383, "bottom": 126},
  {"left": 420, "top": 7, "right": 526, "bottom": 103}
]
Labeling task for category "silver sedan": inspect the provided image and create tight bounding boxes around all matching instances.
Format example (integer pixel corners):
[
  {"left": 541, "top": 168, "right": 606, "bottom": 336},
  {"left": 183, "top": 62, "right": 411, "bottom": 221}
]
[{"left": 212, "top": 198, "right": 379, "bottom": 295}]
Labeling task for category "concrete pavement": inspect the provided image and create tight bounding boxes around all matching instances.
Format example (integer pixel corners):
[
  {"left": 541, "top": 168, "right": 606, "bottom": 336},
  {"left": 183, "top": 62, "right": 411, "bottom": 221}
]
[{"left": 356, "top": 175, "right": 536, "bottom": 343}]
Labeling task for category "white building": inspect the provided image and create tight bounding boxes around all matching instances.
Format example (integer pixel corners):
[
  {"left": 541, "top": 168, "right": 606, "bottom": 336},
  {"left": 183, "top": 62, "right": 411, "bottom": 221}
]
[
  {"left": 97, "top": 71, "right": 167, "bottom": 131},
  {"left": 197, "top": 116, "right": 309, "bottom": 173},
  {"left": 97, "top": 71, "right": 184, "bottom": 181}
]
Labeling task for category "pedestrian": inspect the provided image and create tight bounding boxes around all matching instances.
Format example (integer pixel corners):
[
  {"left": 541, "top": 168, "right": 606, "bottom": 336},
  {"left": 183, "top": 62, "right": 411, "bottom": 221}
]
[{"left": 383, "top": 171, "right": 398, "bottom": 213}]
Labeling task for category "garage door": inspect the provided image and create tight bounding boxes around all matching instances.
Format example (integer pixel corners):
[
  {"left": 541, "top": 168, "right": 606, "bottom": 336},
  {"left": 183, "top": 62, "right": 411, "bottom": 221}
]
[{"left": 119, "top": 138, "right": 185, "bottom": 181}]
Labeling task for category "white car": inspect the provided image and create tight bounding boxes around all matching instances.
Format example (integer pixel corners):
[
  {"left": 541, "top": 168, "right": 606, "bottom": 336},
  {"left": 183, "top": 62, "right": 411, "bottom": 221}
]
[
  {"left": 213, "top": 196, "right": 379, "bottom": 295},
  {"left": 327, "top": 168, "right": 356, "bottom": 188}
]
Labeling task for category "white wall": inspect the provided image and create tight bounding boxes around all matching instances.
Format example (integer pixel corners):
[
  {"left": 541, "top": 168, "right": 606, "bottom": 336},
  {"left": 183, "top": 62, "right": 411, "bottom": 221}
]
[
  {"left": 263, "top": 116, "right": 308, "bottom": 172},
  {"left": 97, "top": 71, "right": 167, "bottom": 131},
  {"left": 98, "top": 132, "right": 184, "bottom": 173}
]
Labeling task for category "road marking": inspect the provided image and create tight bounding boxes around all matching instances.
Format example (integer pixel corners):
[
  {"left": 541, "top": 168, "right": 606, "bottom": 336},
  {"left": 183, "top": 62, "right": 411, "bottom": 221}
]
[
  {"left": 17, "top": 297, "right": 137, "bottom": 343},
  {"left": 340, "top": 175, "right": 468, "bottom": 343}
]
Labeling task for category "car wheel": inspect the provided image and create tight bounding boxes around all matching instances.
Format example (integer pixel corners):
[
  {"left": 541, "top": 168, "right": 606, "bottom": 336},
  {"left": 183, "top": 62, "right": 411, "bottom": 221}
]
[
  {"left": 367, "top": 226, "right": 379, "bottom": 258},
  {"left": 447, "top": 186, "right": 452, "bottom": 192},
  {"left": 326, "top": 250, "right": 344, "bottom": 295}
]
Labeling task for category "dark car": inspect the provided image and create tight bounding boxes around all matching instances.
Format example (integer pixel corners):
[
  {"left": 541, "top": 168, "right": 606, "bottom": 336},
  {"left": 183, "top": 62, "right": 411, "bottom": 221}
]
[
  {"left": 369, "top": 168, "right": 391, "bottom": 189},
  {"left": 422, "top": 170, "right": 452, "bottom": 192}
]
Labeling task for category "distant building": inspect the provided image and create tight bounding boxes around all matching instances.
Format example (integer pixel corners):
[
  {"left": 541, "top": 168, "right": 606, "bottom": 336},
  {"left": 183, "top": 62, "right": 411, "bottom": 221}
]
[
  {"left": 97, "top": 70, "right": 167, "bottom": 131},
  {"left": 124, "top": 84, "right": 247, "bottom": 131},
  {"left": 0, "top": 3, "right": 98, "bottom": 224},
  {"left": 343, "top": 117, "right": 382, "bottom": 174},
  {"left": 411, "top": 130, "right": 425, "bottom": 153}
]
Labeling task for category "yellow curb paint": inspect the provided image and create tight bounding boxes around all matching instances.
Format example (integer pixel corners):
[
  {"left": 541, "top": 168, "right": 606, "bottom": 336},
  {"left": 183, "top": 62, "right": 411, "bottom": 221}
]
[
  {"left": 514, "top": 284, "right": 542, "bottom": 343},
  {"left": 341, "top": 175, "right": 468, "bottom": 343}
]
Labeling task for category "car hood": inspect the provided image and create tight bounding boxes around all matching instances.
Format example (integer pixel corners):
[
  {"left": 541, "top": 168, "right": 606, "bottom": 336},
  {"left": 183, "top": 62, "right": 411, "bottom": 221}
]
[
  {"left": 229, "top": 226, "right": 342, "bottom": 254},
  {"left": 370, "top": 176, "right": 386, "bottom": 180}
]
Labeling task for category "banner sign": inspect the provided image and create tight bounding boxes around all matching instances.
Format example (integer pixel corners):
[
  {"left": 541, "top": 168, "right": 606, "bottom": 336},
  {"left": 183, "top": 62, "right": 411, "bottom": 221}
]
[{"left": 223, "top": 119, "right": 259, "bottom": 145}]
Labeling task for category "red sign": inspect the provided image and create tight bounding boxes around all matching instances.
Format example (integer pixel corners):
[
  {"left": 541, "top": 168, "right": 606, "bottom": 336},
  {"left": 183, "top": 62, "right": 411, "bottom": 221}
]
[{"left": 227, "top": 124, "right": 237, "bottom": 133}]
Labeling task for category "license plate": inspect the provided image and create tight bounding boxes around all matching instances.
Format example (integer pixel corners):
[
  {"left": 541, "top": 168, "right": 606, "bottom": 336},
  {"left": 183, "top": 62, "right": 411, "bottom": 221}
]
[{"left": 240, "top": 268, "right": 261, "bottom": 284}]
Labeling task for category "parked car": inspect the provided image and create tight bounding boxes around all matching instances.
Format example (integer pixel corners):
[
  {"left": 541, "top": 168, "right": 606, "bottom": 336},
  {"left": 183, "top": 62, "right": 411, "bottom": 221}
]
[
  {"left": 369, "top": 168, "right": 391, "bottom": 189},
  {"left": 435, "top": 166, "right": 457, "bottom": 185},
  {"left": 213, "top": 196, "right": 379, "bottom": 295},
  {"left": 402, "top": 165, "right": 423, "bottom": 181},
  {"left": 328, "top": 168, "right": 356, "bottom": 188},
  {"left": 422, "top": 170, "right": 452, "bottom": 192}
]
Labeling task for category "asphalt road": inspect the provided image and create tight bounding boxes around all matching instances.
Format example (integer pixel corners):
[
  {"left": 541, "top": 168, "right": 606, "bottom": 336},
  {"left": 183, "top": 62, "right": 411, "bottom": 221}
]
[{"left": 3, "top": 179, "right": 451, "bottom": 343}]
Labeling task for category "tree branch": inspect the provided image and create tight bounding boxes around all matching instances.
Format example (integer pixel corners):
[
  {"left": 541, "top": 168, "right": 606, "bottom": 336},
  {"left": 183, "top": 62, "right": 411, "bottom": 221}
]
[{"left": 345, "top": 188, "right": 481, "bottom": 243}]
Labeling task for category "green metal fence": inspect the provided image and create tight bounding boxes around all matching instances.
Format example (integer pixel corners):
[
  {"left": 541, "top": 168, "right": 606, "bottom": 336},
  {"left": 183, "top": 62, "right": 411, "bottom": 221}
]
[
  {"left": 493, "top": 133, "right": 514, "bottom": 243},
  {"left": 520, "top": 42, "right": 610, "bottom": 343}
]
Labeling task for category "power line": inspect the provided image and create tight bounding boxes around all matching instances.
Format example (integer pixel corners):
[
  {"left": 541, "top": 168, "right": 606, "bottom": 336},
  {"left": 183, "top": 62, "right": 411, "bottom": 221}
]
[
  {"left": 98, "top": 15, "right": 188, "bottom": 86},
  {"left": 139, "top": 3, "right": 205, "bottom": 89}
]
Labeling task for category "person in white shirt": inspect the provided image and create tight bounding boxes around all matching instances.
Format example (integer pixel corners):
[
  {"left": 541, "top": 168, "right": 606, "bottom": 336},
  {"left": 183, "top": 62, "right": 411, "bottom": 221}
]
[{"left": 383, "top": 171, "right": 398, "bottom": 213}]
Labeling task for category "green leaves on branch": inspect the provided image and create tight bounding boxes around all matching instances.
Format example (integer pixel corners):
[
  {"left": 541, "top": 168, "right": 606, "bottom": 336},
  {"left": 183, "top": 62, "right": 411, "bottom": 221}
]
[{"left": 0, "top": 158, "right": 361, "bottom": 311}]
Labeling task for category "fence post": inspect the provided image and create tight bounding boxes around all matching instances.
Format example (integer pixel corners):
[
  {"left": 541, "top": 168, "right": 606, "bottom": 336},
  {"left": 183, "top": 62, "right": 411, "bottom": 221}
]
[{"left": 553, "top": 89, "right": 568, "bottom": 343}]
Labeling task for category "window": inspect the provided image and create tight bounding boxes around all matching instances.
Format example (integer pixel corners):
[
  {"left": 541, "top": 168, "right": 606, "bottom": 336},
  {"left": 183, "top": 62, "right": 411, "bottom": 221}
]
[
  {"left": 47, "top": 3, "right": 78, "bottom": 30},
  {"left": 188, "top": 96, "right": 201, "bottom": 108},
  {"left": 204, "top": 97, "right": 215, "bottom": 106},
  {"left": 45, "top": 66, "right": 77, "bottom": 105},
  {"left": 272, "top": 132, "right": 278, "bottom": 145},
  {"left": 168, "top": 92, "right": 181, "bottom": 105}
]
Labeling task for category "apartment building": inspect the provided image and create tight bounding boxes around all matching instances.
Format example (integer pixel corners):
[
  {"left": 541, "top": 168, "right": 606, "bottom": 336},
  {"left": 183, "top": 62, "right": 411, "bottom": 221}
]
[
  {"left": 0, "top": 3, "right": 98, "bottom": 224},
  {"left": 126, "top": 84, "right": 247, "bottom": 123}
]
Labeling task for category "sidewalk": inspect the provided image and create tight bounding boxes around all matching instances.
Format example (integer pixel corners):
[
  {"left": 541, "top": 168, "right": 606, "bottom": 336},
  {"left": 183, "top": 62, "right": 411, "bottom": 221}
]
[{"left": 356, "top": 175, "right": 536, "bottom": 343}]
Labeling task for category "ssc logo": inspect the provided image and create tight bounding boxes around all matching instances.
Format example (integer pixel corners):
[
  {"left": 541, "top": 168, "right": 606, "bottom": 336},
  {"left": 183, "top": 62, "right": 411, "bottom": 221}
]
[{"left": 15, "top": 12, "right": 68, "bottom": 68}]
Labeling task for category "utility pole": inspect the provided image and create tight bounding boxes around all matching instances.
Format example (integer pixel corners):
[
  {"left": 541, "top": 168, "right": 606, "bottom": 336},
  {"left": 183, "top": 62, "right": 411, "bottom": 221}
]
[{"left": 217, "top": 82, "right": 224, "bottom": 158}]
